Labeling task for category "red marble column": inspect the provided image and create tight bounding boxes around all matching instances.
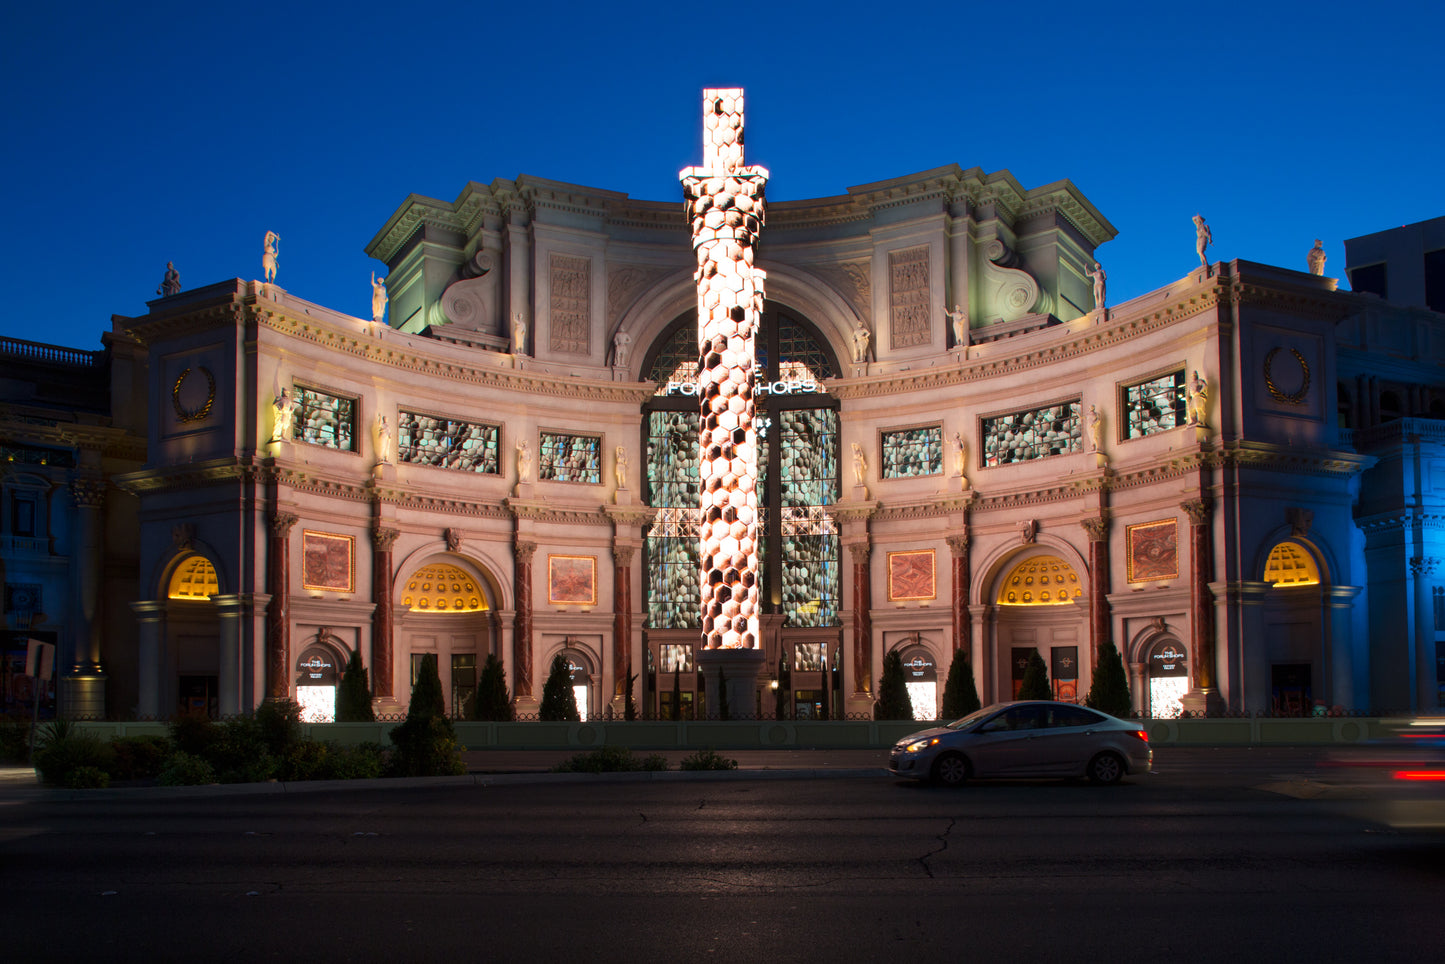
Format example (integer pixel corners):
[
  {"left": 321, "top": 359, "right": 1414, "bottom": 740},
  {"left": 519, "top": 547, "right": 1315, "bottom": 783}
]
[
  {"left": 371, "top": 527, "right": 398, "bottom": 700},
  {"left": 1182, "top": 499, "right": 1216, "bottom": 690},
  {"left": 613, "top": 544, "right": 634, "bottom": 697},
  {"left": 1081, "top": 515, "right": 1110, "bottom": 656},
  {"left": 850, "top": 539, "right": 872, "bottom": 693},
  {"left": 266, "top": 512, "right": 298, "bottom": 699},
  {"left": 946, "top": 534, "right": 970, "bottom": 652},
  {"left": 514, "top": 540, "right": 536, "bottom": 696}
]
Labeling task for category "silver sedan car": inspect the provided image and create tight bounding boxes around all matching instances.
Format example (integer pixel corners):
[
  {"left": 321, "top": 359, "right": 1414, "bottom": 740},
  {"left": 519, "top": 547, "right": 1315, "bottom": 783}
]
[{"left": 889, "top": 701, "right": 1152, "bottom": 786}]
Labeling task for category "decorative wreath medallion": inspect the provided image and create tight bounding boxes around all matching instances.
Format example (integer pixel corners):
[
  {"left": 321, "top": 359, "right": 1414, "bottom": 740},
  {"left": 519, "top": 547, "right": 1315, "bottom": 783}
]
[
  {"left": 172, "top": 366, "right": 216, "bottom": 423},
  {"left": 1263, "top": 347, "right": 1310, "bottom": 405}
]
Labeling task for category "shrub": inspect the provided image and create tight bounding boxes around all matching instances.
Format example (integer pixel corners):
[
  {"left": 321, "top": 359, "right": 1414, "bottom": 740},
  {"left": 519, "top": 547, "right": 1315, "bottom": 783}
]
[
  {"left": 254, "top": 699, "right": 304, "bottom": 757},
  {"left": 65, "top": 766, "right": 110, "bottom": 789},
  {"left": 1085, "top": 642, "right": 1133, "bottom": 718},
  {"left": 336, "top": 650, "right": 376, "bottom": 723},
  {"left": 553, "top": 745, "right": 652, "bottom": 773},
  {"left": 325, "top": 742, "right": 387, "bottom": 780},
  {"left": 1016, "top": 650, "right": 1052, "bottom": 701},
  {"left": 641, "top": 753, "right": 669, "bottom": 771},
  {"left": 207, "top": 716, "right": 277, "bottom": 784},
  {"left": 539, "top": 654, "right": 580, "bottom": 722},
  {"left": 158, "top": 751, "right": 217, "bottom": 786},
  {"left": 679, "top": 748, "right": 737, "bottom": 771},
  {"left": 873, "top": 650, "right": 912, "bottom": 720},
  {"left": 941, "top": 650, "right": 982, "bottom": 719},
  {"left": 623, "top": 667, "right": 638, "bottom": 722},
  {"left": 108, "top": 735, "right": 172, "bottom": 781},
  {"left": 470, "top": 653, "right": 514, "bottom": 722},
  {"left": 33, "top": 725, "right": 116, "bottom": 787},
  {"left": 0, "top": 715, "right": 32, "bottom": 763},
  {"left": 168, "top": 712, "right": 221, "bottom": 759},
  {"left": 388, "top": 654, "right": 466, "bottom": 777}
]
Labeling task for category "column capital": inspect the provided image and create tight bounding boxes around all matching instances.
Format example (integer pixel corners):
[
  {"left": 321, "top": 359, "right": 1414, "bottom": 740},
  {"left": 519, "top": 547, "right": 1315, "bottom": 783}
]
[
  {"left": 848, "top": 539, "right": 872, "bottom": 563},
  {"left": 1410, "top": 555, "right": 1441, "bottom": 577},
  {"left": 372, "top": 526, "right": 400, "bottom": 551},
  {"left": 1181, "top": 498, "right": 1212, "bottom": 526},
  {"left": 945, "top": 534, "right": 970, "bottom": 556},
  {"left": 612, "top": 544, "right": 636, "bottom": 568},
  {"left": 1080, "top": 515, "right": 1109, "bottom": 543},
  {"left": 70, "top": 476, "right": 106, "bottom": 508},
  {"left": 271, "top": 511, "right": 299, "bottom": 536},
  {"left": 515, "top": 540, "right": 537, "bottom": 565}
]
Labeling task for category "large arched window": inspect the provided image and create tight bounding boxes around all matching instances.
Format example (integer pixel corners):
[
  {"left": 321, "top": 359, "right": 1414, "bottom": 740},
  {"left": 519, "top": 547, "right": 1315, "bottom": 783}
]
[{"left": 642, "top": 303, "right": 841, "bottom": 629}]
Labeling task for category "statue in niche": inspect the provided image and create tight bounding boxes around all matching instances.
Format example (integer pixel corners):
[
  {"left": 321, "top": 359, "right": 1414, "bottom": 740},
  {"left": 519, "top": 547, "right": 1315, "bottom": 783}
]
[
  {"left": 262, "top": 231, "right": 280, "bottom": 285},
  {"left": 270, "top": 388, "right": 297, "bottom": 442},
  {"left": 1307, "top": 239, "right": 1326, "bottom": 276},
  {"left": 374, "top": 414, "right": 393, "bottom": 463},
  {"left": 1187, "top": 370, "right": 1210, "bottom": 425},
  {"left": 614, "top": 445, "right": 628, "bottom": 488},
  {"left": 945, "top": 305, "right": 968, "bottom": 347},
  {"left": 851, "top": 320, "right": 871, "bottom": 363},
  {"left": 1192, "top": 215, "right": 1212, "bottom": 270},
  {"left": 612, "top": 329, "right": 632, "bottom": 368},
  {"left": 512, "top": 312, "right": 528, "bottom": 355},
  {"left": 1085, "top": 404, "right": 1103, "bottom": 451},
  {"left": 516, "top": 438, "right": 533, "bottom": 482},
  {"left": 1087, "top": 262, "right": 1107, "bottom": 312},
  {"left": 851, "top": 442, "right": 868, "bottom": 485},
  {"left": 157, "top": 262, "right": 181, "bottom": 297},
  {"left": 371, "top": 273, "right": 388, "bottom": 325},
  {"left": 952, "top": 431, "right": 968, "bottom": 480}
]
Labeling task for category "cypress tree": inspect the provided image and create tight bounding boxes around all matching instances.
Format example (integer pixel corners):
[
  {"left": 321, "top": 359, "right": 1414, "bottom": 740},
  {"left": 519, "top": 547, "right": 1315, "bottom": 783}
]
[
  {"left": 717, "top": 666, "right": 730, "bottom": 720},
  {"left": 470, "top": 653, "right": 514, "bottom": 722},
  {"left": 775, "top": 653, "right": 791, "bottom": 720},
  {"left": 671, "top": 664, "right": 681, "bottom": 721},
  {"left": 387, "top": 652, "right": 465, "bottom": 776},
  {"left": 539, "top": 654, "right": 581, "bottom": 722},
  {"left": 940, "top": 649, "right": 982, "bottom": 719},
  {"left": 623, "top": 665, "right": 637, "bottom": 722},
  {"left": 873, "top": 650, "right": 913, "bottom": 720},
  {"left": 1016, "top": 650, "right": 1053, "bottom": 701},
  {"left": 336, "top": 649, "right": 375, "bottom": 722},
  {"left": 407, "top": 652, "right": 446, "bottom": 721},
  {"left": 1085, "top": 642, "right": 1133, "bottom": 718}
]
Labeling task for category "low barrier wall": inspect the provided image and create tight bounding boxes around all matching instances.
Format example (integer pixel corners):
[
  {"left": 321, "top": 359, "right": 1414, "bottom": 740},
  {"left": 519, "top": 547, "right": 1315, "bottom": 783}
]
[{"left": 70, "top": 717, "right": 1412, "bottom": 749}]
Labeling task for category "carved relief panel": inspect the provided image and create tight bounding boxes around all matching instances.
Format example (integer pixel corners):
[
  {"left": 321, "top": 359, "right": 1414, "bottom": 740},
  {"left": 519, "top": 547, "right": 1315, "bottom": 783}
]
[
  {"left": 888, "top": 247, "right": 931, "bottom": 350},
  {"left": 549, "top": 254, "right": 591, "bottom": 355}
]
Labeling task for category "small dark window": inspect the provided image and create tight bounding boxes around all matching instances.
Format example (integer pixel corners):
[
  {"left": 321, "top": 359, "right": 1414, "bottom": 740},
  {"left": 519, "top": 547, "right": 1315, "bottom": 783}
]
[
  {"left": 1424, "top": 249, "right": 1445, "bottom": 314},
  {"left": 1350, "top": 262, "right": 1388, "bottom": 299}
]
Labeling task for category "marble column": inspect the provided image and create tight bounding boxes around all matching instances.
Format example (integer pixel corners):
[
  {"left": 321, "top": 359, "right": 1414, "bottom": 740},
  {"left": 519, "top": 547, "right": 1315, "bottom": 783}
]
[
  {"left": 1081, "top": 515, "right": 1111, "bottom": 656},
  {"left": 612, "top": 544, "right": 634, "bottom": 701},
  {"left": 513, "top": 540, "right": 536, "bottom": 700},
  {"left": 850, "top": 539, "right": 872, "bottom": 693},
  {"left": 266, "top": 512, "right": 298, "bottom": 700},
  {"left": 130, "top": 600, "right": 166, "bottom": 719},
  {"left": 1182, "top": 498, "right": 1222, "bottom": 712},
  {"left": 947, "top": 534, "right": 970, "bottom": 652},
  {"left": 212, "top": 594, "right": 244, "bottom": 717},
  {"left": 63, "top": 476, "right": 107, "bottom": 717},
  {"left": 372, "top": 527, "right": 399, "bottom": 702}
]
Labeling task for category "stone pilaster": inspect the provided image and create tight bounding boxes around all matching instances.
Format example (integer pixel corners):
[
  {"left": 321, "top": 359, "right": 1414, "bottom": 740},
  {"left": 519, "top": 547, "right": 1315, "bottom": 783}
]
[
  {"left": 64, "top": 476, "right": 107, "bottom": 718},
  {"left": 1080, "top": 514, "right": 1110, "bottom": 658},
  {"left": 850, "top": 539, "right": 872, "bottom": 693},
  {"left": 514, "top": 540, "right": 536, "bottom": 700},
  {"left": 1181, "top": 498, "right": 1223, "bottom": 713},
  {"left": 946, "top": 533, "right": 970, "bottom": 653},
  {"left": 372, "top": 527, "right": 400, "bottom": 702},
  {"left": 613, "top": 543, "right": 634, "bottom": 699},
  {"left": 266, "top": 512, "right": 298, "bottom": 700}
]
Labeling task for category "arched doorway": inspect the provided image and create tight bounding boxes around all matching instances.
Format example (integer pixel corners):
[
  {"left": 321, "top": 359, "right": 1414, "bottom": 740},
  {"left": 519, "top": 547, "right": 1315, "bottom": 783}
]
[
  {"left": 397, "top": 558, "right": 497, "bottom": 715},
  {"left": 559, "top": 644, "right": 594, "bottom": 721},
  {"left": 294, "top": 634, "right": 344, "bottom": 722},
  {"left": 896, "top": 641, "right": 939, "bottom": 721},
  {"left": 1260, "top": 540, "right": 1325, "bottom": 715},
  {"left": 992, "top": 553, "right": 1087, "bottom": 701},
  {"left": 1144, "top": 637, "right": 1188, "bottom": 718},
  {"left": 166, "top": 553, "right": 220, "bottom": 717}
]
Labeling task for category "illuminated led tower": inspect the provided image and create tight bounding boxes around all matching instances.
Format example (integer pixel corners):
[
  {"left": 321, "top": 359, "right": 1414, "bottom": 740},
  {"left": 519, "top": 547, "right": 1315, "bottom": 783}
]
[{"left": 680, "top": 89, "right": 769, "bottom": 713}]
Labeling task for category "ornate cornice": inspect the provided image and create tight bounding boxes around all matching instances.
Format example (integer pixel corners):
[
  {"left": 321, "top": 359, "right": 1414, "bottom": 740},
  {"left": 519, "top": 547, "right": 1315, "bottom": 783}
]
[
  {"left": 827, "top": 501, "right": 878, "bottom": 524},
  {"left": 1214, "top": 441, "right": 1371, "bottom": 479},
  {"left": 604, "top": 504, "right": 659, "bottom": 528},
  {"left": 506, "top": 498, "right": 613, "bottom": 527},
  {"left": 0, "top": 413, "right": 146, "bottom": 462},
  {"left": 112, "top": 458, "right": 257, "bottom": 494}
]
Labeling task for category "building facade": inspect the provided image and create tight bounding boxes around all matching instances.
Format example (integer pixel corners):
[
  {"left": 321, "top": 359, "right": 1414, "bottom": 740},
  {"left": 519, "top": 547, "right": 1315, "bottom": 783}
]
[{"left": 4, "top": 172, "right": 1443, "bottom": 721}]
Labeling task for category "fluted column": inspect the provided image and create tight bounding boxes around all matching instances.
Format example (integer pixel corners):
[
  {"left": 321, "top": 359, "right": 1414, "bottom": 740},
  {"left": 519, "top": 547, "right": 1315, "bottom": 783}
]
[
  {"left": 130, "top": 600, "right": 166, "bottom": 718},
  {"left": 372, "top": 527, "right": 399, "bottom": 701},
  {"left": 946, "top": 534, "right": 970, "bottom": 652},
  {"left": 1081, "top": 515, "right": 1111, "bottom": 656},
  {"left": 64, "top": 476, "right": 107, "bottom": 717},
  {"left": 266, "top": 512, "right": 298, "bottom": 700},
  {"left": 850, "top": 539, "right": 872, "bottom": 693},
  {"left": 514, "top": 540, "right": 536, "bottom": 699},
  {"left": 613, "top": 544, "right": 634, "bottom": 701}
]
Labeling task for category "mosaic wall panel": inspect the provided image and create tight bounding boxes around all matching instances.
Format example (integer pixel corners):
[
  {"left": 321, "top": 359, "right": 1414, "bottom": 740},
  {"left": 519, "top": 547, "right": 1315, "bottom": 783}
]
[
  {"left": 1125, "top": 370, "right": 1187, "bottom": 439},
  {"left": 881, "top": 425, "right": 943, "bottom": 478},
  {"left": 296, "top": 387, "right": 355, "bottom": 451},
  {"left": 889, "top": 246, "right": 931, "bottom": 349},
  {"left": 538, "top": 431, "right": 601, "bottom": 484},
  {"left": 777, "top": 316, "right": 837, "bottom": 382},
  {"left": 549, "top": 253, "right": 591, "bottom": 355},
  {"left": 646, "top": 411, "right": 701, "bottom": 628},
  {"left": 779, "top": 409, "right": 839, "bottom": 626},
  {"left": 397, "top": 411, "right": 499, "bottom": 473},
  {"left": 982, "top": 401, "right": 1081, "bottom": 466}
]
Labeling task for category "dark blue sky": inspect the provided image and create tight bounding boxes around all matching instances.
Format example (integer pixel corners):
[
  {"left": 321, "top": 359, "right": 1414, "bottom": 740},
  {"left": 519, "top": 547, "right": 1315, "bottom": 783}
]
[{"left": 3, "top": 0, "right": 1440, "bottom": 350}]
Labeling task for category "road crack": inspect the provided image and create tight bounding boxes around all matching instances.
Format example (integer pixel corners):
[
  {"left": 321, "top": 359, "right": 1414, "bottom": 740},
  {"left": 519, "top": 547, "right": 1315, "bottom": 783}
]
[{"left": 917, "top": 817, "right": 955, "bottom": 878}]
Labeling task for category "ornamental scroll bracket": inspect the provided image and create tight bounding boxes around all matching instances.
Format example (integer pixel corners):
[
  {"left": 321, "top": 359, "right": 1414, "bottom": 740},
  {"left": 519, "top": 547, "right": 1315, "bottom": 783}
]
[{"left": 979, "top": 238, "right": 1049, "bottom": 324}]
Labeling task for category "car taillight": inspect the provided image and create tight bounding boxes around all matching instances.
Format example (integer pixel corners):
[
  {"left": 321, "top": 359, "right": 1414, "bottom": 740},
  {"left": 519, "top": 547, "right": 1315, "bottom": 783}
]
[
  {"left": 1133, "top": 730, "right": 1149, "bottom": 743},
  {"left": 1393, "top": 769, "right": 1445, "bottom": 781}
]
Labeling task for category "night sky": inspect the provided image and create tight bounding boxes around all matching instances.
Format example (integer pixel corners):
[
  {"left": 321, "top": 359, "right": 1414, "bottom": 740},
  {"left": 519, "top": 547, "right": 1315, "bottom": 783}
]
[{"left": 3, "top": 0, "right": 1440, "bottom": 350}]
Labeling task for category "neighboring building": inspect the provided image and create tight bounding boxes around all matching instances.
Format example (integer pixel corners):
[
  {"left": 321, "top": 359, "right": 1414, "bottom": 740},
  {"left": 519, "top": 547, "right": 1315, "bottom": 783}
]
[
  {"left": 3, "top": 167, "right": 1443, "bottom": 720},
  {"left": 1344, "top": 215, "right": 1445, "bottom": 314}
]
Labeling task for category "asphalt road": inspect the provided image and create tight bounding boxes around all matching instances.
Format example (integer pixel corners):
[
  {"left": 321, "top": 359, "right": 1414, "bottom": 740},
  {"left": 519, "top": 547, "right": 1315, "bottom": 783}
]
[{"left": 3, "top": 749, "right": 1442, "bottom": 962}]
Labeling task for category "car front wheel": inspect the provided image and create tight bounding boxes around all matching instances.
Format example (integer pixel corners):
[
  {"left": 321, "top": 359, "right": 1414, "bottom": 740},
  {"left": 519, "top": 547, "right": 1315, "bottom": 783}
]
[
  {"left": 1087, "top": 752, "right": 1125, "bottom": 785},
  {"left": 931, "top": 752, "right": 971, "bottom": 787}
]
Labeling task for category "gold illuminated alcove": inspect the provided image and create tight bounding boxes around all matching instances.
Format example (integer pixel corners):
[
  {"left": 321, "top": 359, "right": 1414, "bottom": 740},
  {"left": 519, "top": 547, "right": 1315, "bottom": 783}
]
[
  {"left": 1263, "top": 541, "right": 1320, "bottom": 586},
  {"left": 168, "top": 555, "right": 218, "bottom": 600},
  {"left": 997, "top": 555, "right": 1083, "bottom": 606},
  {"left": 401, "top": 563, "right": 488, "bottom": 613}
]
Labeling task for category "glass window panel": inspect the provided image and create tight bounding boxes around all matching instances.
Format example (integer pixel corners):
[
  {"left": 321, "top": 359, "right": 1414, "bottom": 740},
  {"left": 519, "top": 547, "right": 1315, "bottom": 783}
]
[
  {"left": 1124, "top": 371, "right": 1187, "bottom": 439},
  {"left": 881, "top": 425, "right": 943, "bottom": 478},
  {"left": 538, "top": 432, "right": 601, "bottom": 483},
  {"left": 981, "top": 401, "right": 1082, "bottom": 466},
  {"left": 397, "top": 411, "right": 499, "bottom": 473},
  {"left": 296, "top": 387, "right": 356, "bottom": 451}
]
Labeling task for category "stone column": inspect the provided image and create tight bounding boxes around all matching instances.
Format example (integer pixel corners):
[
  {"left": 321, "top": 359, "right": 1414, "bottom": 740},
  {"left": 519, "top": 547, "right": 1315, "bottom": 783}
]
[
  {"left": 513, "top": 540, "right": 536, "bottom": 701},
  {"left": 612, "top": 544, "right": 634, "bottom": 702},
  {"left": 63, "top": 476, "right": 107, "bottom": 717},
  {"left": 1181, "top": 498, "right": 1222, "bottom": 713},
  {"left": 212, "top": 594, "right": 244, "bottom": 716},
  {"left": 1410, "top": 557, "right": 1439, "bottom": 711},
  {"left": 850, "top": 539, "right": 872, "bottom": 693},
  {"left": 1081, "top": 515, "right": 1111, "bottom": 657},
  {"left": 130, "top": 600, "right": 166, "bottom": 719},
  {"left": 266, "top": 512, "right": 298, "bottom": 700},
  {"left": 947, "top": 534, "right": 970, "bottom": 652},
  {"left": 372, "top": 527, "right": 399, "bottom": 702}
]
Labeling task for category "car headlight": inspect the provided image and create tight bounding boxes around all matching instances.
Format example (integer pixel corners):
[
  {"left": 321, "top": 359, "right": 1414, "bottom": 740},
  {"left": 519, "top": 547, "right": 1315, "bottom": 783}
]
[{"left": 905, "top": 738, "right": 941, "bottom": 753}]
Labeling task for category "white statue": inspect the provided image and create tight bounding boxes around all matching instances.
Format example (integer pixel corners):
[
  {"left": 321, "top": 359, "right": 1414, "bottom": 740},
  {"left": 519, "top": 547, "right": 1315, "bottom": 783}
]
[
  {"left": 1187, "top": 369, "right": 1210, "bottom": 425},
  {"left": 1307, "top": 239, "right": 1326, "bottom": 276},
  {"left": 614, "top": 445, "right": 628, "bottom": 488},
  {"left": 852, "top": 321, "right": 871, "bottom": 364},
  {"left": 952, "top": 431, "right": 968, "bottom": 484},
  {"left": 945, "top": 305, "right": 968, "bottom": 347},
  {"left": 374, "top": 414, "right": 393, "bottom": 463},
  {"left": 612, "top": 329, "right": 632, "bottom": 368},
  {"left": 1087, "top": 262, "right": 1107, "bottom": 312},
  {"left": 1193, "top": 215, "right": 1212, "bottom": 270},
  {"left": 371, "top": 273, "right": 388, "bottom": 325},
  {"left": 157, "top": 261, "right": 180, "bottom": 297},
  {"left": 512, "top": 312, "right": 528, "bottom": 355},
  {"left": 851, "top": 442, "right": 867, "bottom": 485},
  {"left": 262, "top": 231, "right": 280, "bottom": 285},
  {"left": 1085, "top": 404, "right": 1103, "bottom": 451},
  {"left": 270, "top": 388, "right": 296, "bottom": 442},
  {"left": 516, "top": 438, "right": 533, "bottom": 482}
]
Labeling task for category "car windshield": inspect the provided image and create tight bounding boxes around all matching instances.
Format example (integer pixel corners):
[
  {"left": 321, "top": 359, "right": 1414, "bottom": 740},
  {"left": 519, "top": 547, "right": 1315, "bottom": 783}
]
[{"left": 945, "top": 703, "right": 1007, "bottom": 730}]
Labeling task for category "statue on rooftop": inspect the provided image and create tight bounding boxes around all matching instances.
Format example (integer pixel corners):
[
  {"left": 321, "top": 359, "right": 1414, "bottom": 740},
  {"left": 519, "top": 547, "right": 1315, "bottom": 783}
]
[
  {"left": 262, "top": 231, "right": 280, "bottom": 285},
  {"left": 1307, "top": 239, "right": 1326, "bottom": 276},
  {"left": 371, "top": 273, "right": 388, "bottom": 325},
  {"left": 1087, "top": 262, "right": 1107, "bottom": 312},
  {"left": 157, "top": 262, "right": 181, "bottom": 297},
  {"left": 1193, "top": 215, "right": 1212, "bottom": 270}
]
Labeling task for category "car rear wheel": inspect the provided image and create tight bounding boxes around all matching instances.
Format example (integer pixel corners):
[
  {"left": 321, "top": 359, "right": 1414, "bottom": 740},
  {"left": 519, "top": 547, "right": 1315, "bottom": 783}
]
[
  {"left": 1087, "top": 751, "right": 1125, "bottom": 785},
  {"left": 931, "top": 752, "right": 971, "bottom": 787}
]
